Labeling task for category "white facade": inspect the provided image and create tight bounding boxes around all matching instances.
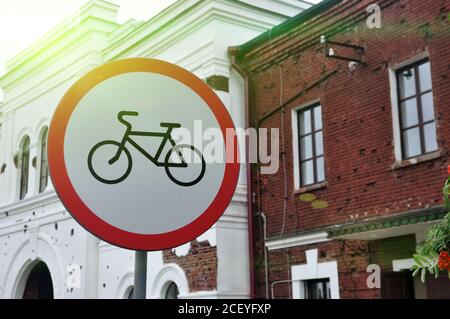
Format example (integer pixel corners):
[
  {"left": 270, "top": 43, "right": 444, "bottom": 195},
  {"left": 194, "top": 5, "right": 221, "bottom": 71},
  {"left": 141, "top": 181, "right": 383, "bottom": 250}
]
[{"left": 0, "top": 0, "right": 309, "bottom": 298}]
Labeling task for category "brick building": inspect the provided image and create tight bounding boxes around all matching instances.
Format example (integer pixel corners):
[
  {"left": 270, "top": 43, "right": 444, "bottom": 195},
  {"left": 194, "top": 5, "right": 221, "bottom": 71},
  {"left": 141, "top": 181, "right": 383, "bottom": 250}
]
[
  {"left": 234, "top": 0, "right": 450, "bottom": 298},
  {"left": 0, "top": 0, "right": 312, "bottom": 299}
]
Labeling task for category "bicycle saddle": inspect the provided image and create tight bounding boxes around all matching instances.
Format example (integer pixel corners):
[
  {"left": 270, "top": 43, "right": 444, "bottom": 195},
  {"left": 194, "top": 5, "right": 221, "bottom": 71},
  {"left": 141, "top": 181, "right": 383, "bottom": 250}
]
[{"left": 160, "top": 122, "right": 181, "bottom": 128}]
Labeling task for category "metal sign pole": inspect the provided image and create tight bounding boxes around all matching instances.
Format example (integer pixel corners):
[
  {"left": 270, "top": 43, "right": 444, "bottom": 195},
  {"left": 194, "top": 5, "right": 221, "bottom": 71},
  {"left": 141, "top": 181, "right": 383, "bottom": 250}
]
[{"left": 134, "top": 251, "right": 148, "bottom": 299}]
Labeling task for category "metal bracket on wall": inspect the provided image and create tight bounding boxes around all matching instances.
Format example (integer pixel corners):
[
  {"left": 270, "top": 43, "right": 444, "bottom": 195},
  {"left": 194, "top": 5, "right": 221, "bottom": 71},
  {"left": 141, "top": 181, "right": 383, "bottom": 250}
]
[{"left": 320, "top": 35, "right": 366, "bottom": 65}]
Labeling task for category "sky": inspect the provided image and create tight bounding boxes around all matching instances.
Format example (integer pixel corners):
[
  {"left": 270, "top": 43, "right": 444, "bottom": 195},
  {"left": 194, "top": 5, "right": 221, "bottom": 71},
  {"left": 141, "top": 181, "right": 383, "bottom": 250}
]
[{"left": 0, "top": 0, "right": 177, "bottom": 75}]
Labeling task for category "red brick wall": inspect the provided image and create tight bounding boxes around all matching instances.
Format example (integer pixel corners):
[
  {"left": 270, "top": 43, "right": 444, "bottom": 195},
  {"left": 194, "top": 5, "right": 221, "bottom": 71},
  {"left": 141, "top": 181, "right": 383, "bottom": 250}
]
[
  {"left": 163, "top": 240, "right": 217, "bottom": 292},
  {"left": 240, "top": 0, "right": 450, "bottom": 298},
  {"left": 259, "top": 240, "right": 380, "bottom": 299}
]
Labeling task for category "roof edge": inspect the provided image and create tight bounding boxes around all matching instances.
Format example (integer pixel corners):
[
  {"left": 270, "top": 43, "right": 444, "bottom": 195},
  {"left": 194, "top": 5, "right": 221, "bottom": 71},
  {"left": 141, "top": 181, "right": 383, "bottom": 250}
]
[{"left": 238, "top": 0, "right": 343, "bottom": 57}]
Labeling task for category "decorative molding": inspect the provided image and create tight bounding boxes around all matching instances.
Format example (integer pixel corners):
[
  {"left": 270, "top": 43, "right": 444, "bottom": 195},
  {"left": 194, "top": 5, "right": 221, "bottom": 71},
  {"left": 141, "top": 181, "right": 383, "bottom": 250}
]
[
  {"left": 149, "top": 263, "right": 190, "bottom": 299},
  {"left": 328, "top": 207, "right": 446, "bottom": 238},
  {"left": 265, "top": 231, "right": 330, "bottom": 251},
  {"left": 0, "top": 190, "right": 59, "bottom": 216}
]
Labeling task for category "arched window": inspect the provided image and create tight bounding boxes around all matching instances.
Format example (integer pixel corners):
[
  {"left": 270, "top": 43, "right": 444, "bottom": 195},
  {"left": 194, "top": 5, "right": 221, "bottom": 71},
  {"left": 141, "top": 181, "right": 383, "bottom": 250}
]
[
  {"left": 39, "top": 128, "right": 49, "bottom": 193},
  {"left": 165, "top": 282, "right": 179, "bottom": 299},
  {"left": 22, "top": 261, "right": 54, "bottom": 299},
  {"left": 126, "top": 287, "right": 134, "bottom": 299},
  {"left": 19, "top": 136, "right": 30, "bottom": 200}
]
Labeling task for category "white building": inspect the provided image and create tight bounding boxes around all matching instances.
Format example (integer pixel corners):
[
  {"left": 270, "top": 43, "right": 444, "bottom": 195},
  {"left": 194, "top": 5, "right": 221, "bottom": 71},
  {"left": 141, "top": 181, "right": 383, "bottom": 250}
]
[{"left": 0, "top": 0, "right": 310, "bottom": 298}]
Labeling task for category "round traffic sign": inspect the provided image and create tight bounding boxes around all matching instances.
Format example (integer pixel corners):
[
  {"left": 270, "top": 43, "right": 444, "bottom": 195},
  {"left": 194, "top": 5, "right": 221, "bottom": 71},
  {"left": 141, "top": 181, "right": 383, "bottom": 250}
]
[{"left": 48, "top": 58, "right": 239, "bottom": 251}]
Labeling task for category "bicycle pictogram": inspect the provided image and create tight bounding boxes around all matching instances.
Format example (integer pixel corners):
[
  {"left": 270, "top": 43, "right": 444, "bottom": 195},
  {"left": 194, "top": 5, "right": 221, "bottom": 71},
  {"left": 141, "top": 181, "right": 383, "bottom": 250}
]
[{"left": 87, "top": 111, "right": 206, "bottom": 187}]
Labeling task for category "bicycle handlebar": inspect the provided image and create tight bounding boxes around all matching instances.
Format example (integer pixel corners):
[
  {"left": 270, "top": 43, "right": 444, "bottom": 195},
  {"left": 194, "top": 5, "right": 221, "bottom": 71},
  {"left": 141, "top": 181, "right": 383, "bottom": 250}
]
[{"left": 118, "top": 111, "right": 139, "bottom": 118}]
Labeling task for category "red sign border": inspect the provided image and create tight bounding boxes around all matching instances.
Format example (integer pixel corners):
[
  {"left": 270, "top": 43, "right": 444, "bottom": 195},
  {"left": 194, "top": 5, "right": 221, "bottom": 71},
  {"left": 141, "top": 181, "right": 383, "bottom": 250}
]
[{"left": 48, "top": 58, "right": 240, "bottom": 251}]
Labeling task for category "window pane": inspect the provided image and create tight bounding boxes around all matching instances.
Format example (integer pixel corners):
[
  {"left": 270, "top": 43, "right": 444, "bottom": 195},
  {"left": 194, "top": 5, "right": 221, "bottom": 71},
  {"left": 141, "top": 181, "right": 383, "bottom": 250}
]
[
  {"left": 326, "top": 281, "right": 331, "bottom": 299},
  {"left": 165, "top": 282, "right": 179, "bottom": 299},
  {"left": 315, "top": 131, "right": 323, "bottom": 156},
  {"left": 421, "top": 92, "right": 435, "bottom": 123},
  {"left": 403, "top": 127, "right": 421, "bottom": 158},
  {"left": 400, "top": 98, "right": 418, "bottom": 128},
  {"left": 424, "top": 122, "right": 438, "bottom": 153},
  {"left": 300, "top": 135, "right": 313, "bottom": 160},
  {"left": 306, "top": 280, "right": 331, "bottom": 300},
  {"left": 398, "top": 68, "right": 416, "bottom": 99},
  {"left": 317, "top": 156, "right": 325, "bottom": 182},
  {"left": 301, "top": 160, "right": 314, "bottom": 186},
  {"left": 419, "top": 61, "right": 432, "bottom": 92},
  {"left": 300, "top": 110, "right": 311, "bottom": 135},
  {"left": 20, "top": 138, "right": 30, "bottom": 200},
  {"left": 313, "top": 105, "right": 322, "bottom": 130}
]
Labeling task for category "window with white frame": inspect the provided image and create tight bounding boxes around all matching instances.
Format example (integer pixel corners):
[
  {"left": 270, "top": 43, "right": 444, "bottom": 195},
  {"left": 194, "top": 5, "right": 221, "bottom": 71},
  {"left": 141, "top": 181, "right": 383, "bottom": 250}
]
[
  {"left": 296, "top": 103, "right": 325, "bottom": 187},
  {"left": 396, "top": 58, "right": 437, "bottom": 159},
  {"left": 291, "top": 249, "right": 340, "bottom": 299}
]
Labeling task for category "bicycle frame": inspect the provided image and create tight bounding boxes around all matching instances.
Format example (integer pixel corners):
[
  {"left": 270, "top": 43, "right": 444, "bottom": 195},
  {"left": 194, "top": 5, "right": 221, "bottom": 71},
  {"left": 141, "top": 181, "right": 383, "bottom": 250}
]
[{"left": 110, "top": 125, "right": 188, "bottom": 168}]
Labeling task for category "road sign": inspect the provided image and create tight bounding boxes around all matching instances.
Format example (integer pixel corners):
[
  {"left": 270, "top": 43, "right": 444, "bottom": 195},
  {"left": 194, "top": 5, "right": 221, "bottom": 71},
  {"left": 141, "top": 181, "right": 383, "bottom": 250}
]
[{"left": 48, "top": 58, "right": 239, "bottom": 251}]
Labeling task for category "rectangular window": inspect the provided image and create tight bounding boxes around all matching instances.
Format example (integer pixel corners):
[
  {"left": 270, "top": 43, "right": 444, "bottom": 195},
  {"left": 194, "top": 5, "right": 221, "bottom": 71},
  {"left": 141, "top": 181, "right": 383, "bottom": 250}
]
[
  {"left": 297, "top": 104, "right": 325, "bottom": 187},
  {"left": 304, "top": 279, "right": 331, "bottom": 299},
  {"left": 397, "top": 59, "right": 437, "bottom": 159}
]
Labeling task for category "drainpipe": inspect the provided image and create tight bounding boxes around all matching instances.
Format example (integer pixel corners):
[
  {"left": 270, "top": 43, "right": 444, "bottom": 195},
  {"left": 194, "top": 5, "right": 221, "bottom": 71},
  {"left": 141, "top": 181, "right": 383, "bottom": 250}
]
[{"left": 228, "top": 46, "right": 256, "bottom": 299}]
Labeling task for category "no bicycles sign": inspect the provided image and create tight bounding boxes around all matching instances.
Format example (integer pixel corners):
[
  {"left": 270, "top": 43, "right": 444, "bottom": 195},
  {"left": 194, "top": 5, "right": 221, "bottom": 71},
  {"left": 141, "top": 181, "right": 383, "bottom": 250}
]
[{"left": 48, "top": 58, "right": 239, "bottom": 251}]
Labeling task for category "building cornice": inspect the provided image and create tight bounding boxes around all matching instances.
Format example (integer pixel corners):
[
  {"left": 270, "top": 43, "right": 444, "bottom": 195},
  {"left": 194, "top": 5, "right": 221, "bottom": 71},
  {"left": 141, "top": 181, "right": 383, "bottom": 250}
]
[
  {"left": 265, "top": 231, "right": 330, "bottom": 251},
  {"left": 328, "top": 206, "right": 446, "bottom": 238},
  {"left": 4, "top": 0, "right": 119, "bottom": 72},
  {"left": 102, "top": 0, "right": 289, "bottom": 61},
  {"left": 0, "top": 190, "right": 59, "bottom": 217}
]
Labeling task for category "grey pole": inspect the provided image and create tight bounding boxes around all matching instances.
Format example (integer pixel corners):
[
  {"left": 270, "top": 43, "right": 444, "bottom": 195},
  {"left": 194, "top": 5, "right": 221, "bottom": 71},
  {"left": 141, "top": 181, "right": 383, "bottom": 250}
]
[{"left": 134, "top": 250, "right": 148, "bottom": 299}]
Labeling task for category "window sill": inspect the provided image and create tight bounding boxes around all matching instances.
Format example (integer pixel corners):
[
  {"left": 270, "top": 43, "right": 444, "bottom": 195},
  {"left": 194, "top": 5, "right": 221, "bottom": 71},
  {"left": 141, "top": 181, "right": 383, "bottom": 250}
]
[
  {"left": 392, "top": 150, "right": 442, "bottom": 170},
  {"left": 294, "top": 181, "right": 328, "bottom": 195}
]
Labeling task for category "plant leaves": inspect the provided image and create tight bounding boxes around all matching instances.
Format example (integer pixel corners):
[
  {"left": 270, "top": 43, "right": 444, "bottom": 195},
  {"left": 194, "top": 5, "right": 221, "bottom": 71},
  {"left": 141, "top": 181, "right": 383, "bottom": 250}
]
[{"left": 414, "top": 254, "right": 424, "bottom": 267}]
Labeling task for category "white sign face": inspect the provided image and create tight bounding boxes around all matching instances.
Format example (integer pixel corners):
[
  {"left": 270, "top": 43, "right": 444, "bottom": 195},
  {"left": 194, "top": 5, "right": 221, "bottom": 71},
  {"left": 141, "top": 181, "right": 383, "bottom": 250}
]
[{"left": 48, "top": 59, "right": 239, "bottom": 250}]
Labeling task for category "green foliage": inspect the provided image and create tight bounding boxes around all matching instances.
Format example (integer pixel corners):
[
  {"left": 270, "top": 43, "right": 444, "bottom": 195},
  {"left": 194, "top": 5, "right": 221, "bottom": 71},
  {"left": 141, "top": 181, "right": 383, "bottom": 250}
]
[{"left": 411, "top": 177, "right": 450, "bottom": 282}]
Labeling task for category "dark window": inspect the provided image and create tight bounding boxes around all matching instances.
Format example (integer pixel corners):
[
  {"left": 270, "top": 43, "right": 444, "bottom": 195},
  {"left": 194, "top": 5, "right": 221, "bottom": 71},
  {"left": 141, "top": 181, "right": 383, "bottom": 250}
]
[
  {"left": 39, "top": 129, "right": 49, "bottom": 193},
  {"left": 397, "top": 59, "right": 437, "bottom": 159},
  {"left": 165, "top": 282, "right": 179, "bottom": 299},
  {"left": 20, "top": 137, "right": 30, "bottom": 200},
  {"left": 297, "top": 104, "right": 325, "bottom": 187},
  {"left": 127, "top": 287, "right": 134, "bottom": 299},
  {"left": 304, "top": 278, "right": 331, "bottom": 299},
  {"left": 22, "top": 262, "right": 54, "bottom": 299}
]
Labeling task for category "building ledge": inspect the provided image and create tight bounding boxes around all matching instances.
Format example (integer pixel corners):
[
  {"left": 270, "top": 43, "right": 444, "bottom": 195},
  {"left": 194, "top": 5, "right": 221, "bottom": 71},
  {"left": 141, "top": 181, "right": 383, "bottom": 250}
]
[
  {"left": 328, "top": 206, "right": 446, "bottom": 240},
  {"left": 265, "top": 230, "right": 330, "bottom": 251},
  {"left": 294, "top": 181, "right": 328, "bottom": 195},
  {"left": 392, "top": 150, "right": 442, "bottom": 170}
]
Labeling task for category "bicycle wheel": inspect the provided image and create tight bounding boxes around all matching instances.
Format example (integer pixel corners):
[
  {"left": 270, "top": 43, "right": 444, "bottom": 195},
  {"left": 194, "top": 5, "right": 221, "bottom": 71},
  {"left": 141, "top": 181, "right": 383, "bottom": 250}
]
[
  {"left": 164, "top": 144, "right": 206, "bottom": 187},
  {"left": 87, "top": 140, "right": 132, "bottom": 184}
]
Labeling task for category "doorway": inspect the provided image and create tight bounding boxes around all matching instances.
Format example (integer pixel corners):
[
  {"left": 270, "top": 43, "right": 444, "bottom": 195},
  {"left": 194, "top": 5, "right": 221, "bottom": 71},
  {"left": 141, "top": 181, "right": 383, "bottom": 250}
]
[{"left": 22, "top": 261, "right": 54, "bottom": 299}]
